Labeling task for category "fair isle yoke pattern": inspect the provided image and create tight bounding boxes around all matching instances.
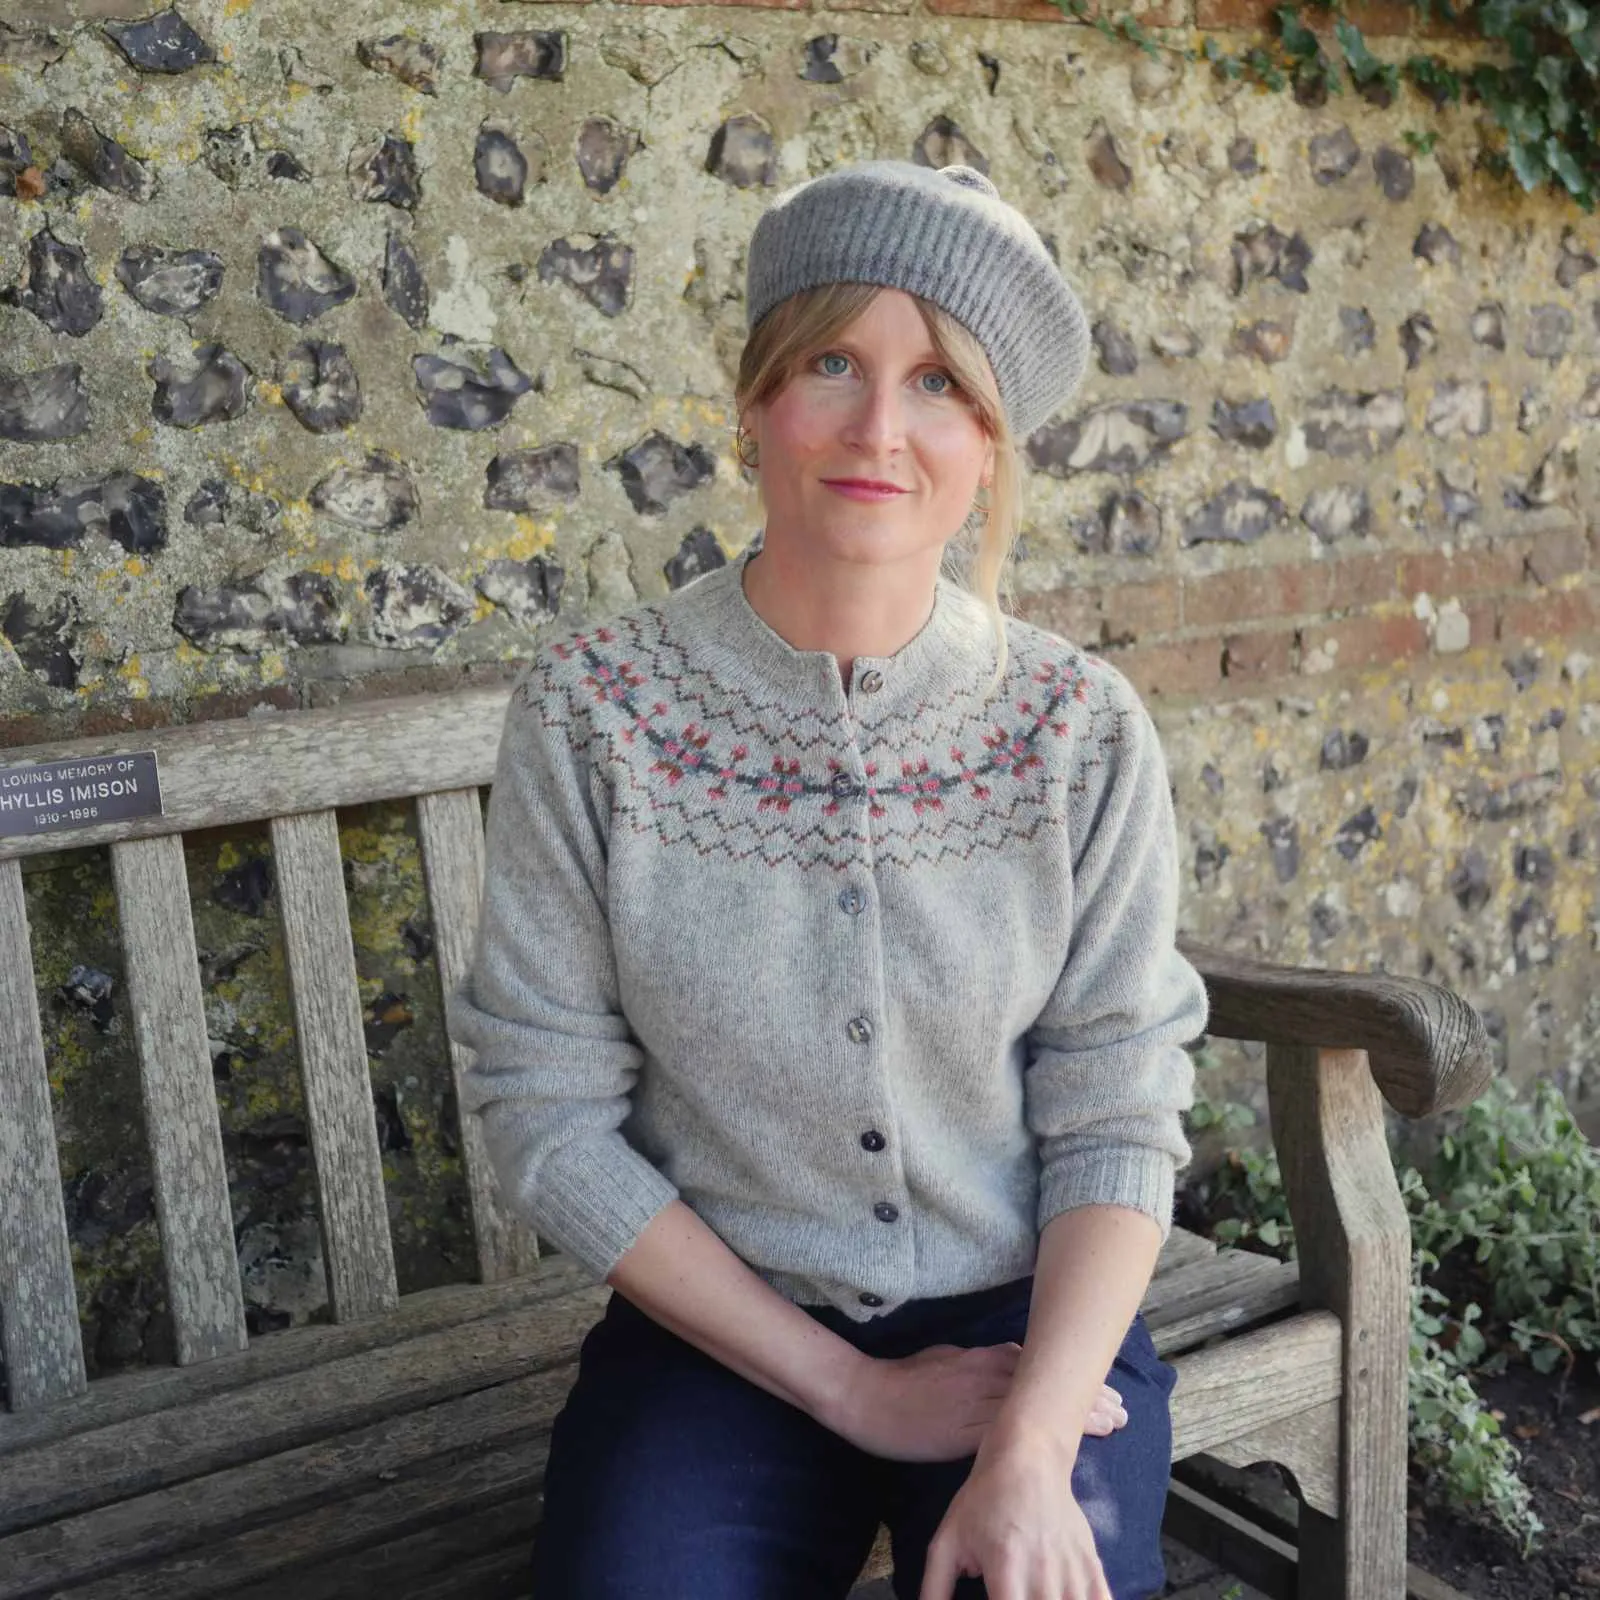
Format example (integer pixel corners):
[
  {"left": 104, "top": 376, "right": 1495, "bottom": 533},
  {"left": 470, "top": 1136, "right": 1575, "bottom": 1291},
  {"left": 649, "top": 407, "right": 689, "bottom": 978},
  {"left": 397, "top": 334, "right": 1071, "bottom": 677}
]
[{"left": 514, "top": 599, "right": 1128, "bottom": 872}]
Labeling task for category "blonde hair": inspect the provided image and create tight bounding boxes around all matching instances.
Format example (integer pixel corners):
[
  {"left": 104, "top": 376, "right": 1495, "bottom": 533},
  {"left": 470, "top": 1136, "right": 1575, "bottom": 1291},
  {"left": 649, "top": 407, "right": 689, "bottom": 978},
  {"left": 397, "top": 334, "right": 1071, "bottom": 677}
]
[{"left": 734, "top": 283, "right": 1022, "bottom": 694}]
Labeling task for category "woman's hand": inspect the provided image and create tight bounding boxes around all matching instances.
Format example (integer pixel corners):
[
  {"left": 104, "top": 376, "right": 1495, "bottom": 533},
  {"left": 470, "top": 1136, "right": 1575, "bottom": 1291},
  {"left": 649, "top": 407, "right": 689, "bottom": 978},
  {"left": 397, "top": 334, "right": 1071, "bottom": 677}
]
[
  {"left": 820, "top": 1345, "right": 1127, "bottom": 1464},
  {"left": 919, "top": 1422, "right": 1109, "bottom": 1600}
]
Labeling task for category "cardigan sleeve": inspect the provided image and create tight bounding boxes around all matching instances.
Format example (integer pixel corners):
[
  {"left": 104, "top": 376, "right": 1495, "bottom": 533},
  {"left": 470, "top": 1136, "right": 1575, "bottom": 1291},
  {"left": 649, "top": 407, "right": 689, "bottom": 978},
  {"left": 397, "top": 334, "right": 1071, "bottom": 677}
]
[
  {"left": 445, "top": 657, "right": 679, "bottom": 1280},
  {"left": 1024, "top": 661, "right": 1207, "bottom": 1241}
]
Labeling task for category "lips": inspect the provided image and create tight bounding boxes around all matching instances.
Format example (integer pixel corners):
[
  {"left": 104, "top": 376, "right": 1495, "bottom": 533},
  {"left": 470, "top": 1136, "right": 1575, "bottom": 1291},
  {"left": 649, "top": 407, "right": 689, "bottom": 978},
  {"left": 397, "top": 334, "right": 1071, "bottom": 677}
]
[{"left": 821, "top": 478, "right": 909, "bottom": 501}]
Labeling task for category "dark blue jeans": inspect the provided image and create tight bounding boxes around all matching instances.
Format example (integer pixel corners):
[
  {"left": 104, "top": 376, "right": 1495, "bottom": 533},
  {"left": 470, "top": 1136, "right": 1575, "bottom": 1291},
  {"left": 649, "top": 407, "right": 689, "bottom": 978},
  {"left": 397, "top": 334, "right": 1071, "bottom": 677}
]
[{"left": 531, "top": 1277, "right": 1175, "bottom": 1599}]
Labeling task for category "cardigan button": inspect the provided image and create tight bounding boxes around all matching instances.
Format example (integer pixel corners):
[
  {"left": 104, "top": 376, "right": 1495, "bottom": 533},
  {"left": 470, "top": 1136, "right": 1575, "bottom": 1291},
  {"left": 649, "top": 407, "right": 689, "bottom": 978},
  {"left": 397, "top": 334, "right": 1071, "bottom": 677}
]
[
  {"left": 838, "top": 886, "right": 865, "bottom": 916},
  {"left": 859, "top": 669, "right": 884, "bottom": 695},
  {"left": 860, "top": 1130, "right": 886, "bottom": 1152},
  {"left": 858, "top": 1292, "right": 884, "bottom": 1308},
  {"left": 846, "top": 1016, "right": 873, "bottom": 1046},
  {"left": 873, "top": 1202, "right": 900, "bottom": 1224},
  {"left": 829, "top": 771, "right": 857, "bottom": 800}
]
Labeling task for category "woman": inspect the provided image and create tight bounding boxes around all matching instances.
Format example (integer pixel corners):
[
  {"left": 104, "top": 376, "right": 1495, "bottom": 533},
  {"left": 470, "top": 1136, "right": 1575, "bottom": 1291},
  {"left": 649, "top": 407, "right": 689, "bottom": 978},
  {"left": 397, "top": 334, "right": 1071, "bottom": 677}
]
[{"left": 448, "top": 160, "right": 1207, "bottom": 1600}]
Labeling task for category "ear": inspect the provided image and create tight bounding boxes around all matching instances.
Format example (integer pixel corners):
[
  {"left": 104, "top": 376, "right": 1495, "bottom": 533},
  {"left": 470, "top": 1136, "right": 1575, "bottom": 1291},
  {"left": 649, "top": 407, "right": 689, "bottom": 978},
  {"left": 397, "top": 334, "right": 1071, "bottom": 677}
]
[{"left": 980, "top": 441, "right": 995, "bottom": 491}]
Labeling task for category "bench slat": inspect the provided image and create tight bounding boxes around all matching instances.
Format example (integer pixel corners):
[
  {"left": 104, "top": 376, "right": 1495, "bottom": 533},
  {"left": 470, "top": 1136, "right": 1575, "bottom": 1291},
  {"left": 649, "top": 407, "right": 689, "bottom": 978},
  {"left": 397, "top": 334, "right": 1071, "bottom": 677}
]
[
  {"left": 416, "top": 788, "right": 539, "bottom": 1285},
  {"left": 0, "top": 688, "right": 511, "bottom": 863},
  {"left": 0, "top": 859, "right": 87, "bottom": 1412},
  {"left": 0, "top": 1287, "right": 605, "bottom": 1536},
  {"left": 269, "top": 810, "right": 399, "bottom": 1323},
  {"left": 110, "top": 836, "right": 248, "bottom": 1368},
  {"left": 0, "top": 1369, "right": 567, "bottom": 1595},
  {"left": 1145, "top": 1252, "right": 1303, "bottom": 1357}
]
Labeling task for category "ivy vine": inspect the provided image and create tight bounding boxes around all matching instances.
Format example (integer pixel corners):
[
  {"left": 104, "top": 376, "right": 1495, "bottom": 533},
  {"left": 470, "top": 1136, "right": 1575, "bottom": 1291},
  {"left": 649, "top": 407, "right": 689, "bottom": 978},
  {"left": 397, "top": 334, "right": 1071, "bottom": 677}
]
[{"left": 1056, "top": 0, "right": 1600, "bottom": 211}]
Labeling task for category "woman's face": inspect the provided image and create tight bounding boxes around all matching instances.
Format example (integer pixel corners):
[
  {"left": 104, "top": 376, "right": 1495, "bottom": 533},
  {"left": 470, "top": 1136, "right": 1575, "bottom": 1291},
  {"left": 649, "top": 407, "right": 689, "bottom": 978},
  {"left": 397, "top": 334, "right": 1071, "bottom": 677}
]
[{"left": 743, "top": 289, "right": 995, "bottom": 576}]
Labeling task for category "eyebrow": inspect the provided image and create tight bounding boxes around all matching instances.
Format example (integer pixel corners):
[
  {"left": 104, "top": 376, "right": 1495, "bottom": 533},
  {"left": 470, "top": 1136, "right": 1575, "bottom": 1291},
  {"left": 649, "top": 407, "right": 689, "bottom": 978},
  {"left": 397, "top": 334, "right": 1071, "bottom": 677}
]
[{"left": 822, "top": 338, "right": 946, "bottom": 366}]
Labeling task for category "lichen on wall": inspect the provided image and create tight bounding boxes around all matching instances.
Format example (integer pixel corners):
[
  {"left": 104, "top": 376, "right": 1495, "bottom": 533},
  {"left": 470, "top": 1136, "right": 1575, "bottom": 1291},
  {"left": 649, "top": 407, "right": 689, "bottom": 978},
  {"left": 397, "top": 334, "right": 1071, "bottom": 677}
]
[{"left": 2, "top": 0, "right": 1598, "bottom": 1370}]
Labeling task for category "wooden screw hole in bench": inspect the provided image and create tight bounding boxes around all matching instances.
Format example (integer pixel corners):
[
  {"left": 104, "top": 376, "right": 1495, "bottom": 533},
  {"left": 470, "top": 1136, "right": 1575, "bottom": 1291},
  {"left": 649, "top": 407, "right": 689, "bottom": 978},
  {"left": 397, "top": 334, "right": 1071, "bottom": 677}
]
[{"left": 0, "top": 689, "right": 1494, "bottom": 1599}]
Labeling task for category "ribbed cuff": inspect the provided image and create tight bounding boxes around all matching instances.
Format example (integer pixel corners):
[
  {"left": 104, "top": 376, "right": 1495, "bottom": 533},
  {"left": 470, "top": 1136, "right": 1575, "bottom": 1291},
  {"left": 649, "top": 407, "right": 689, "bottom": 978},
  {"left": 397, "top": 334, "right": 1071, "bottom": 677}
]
[
  {"left": 524, "top": 1133, "right": 680, "bottom": 1280},
  {"left": 1039, "top": 1148, "right": 1176, "bottom": 1242}
]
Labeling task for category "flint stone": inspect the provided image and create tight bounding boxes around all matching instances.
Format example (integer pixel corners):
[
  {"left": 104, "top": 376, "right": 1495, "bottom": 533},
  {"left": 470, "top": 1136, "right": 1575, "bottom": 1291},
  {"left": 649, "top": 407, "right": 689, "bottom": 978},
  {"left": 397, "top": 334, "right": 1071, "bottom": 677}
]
[
  {"left": 1469, "top": 303, "right": 1505, "bottom": 348},
  {"left": 576, "top": 348, "right": 649, "bottom": 400},
  {"left": 0, "top": 364, "right": 89, "bottom": 442},
  {"left": 1426, "top": 380, "right": 1491, "bottom": 440},
  {"left": 484, "top": 444, "right": 581, "bottom": 509},
  {"left": 708, "top": 115, "right": 777, "bottom": 188},
  {"left": 1308, "top": 126, "right": 1360, "bottom": 184},
  {"left": 1261, "top": 815, "right": 1299, "bottom": 883},
  {"left": 2, "top": 230, "right": 103, "bottom": 336},
  {"left": 149, "top": 344, "right": 250, "bottom": 428},
  {"left": 914, "top": 116, "right": 988, "bottom": 175},
  {"left": 803, "top": 34, "right": 844, "bottom": 82},
  {"left": 104, "top": 9, "right": 213, "bottom": 72},
  {"left": 1335, "top": 806, "right": 1382, "bottom": 862},
  {"left": 175, "top": 572, "right": 345, "bottom": 650},
  {"left": 1210, "top": 396, "right": 1277, "bottom": 449},
  {"left": 1579, "top": 376, "right": 1600, "bottom": 421},
  {"left": 1129, "top": 51, "right": 1181, "bottom": 102},
  {"left": 1338, "top": 306, "right": 1375, "bottom": 355},
  {"left": 1438, "top": 465, "right": 1479, "bottom": 525},
  {"left": 476, "top": 556, "right": 565, "bottom": 625},
  {"left": 1526, "top": 305, "right": 1572, "bottom": 362},
  {"left": 1231, "top": 224, "right": 1312, "bottom": 295},
  {"left": 413, "top": 344, "right": 533, "bottom": 431},
  {"left": 600, "top": 25, "right": 678, "bottom": 86},
  {"left": 366, "top": 565, "right": 474, "bottom": 648},
  {"left": 1303, "top": 388, "right": 1404, "bottom": 457},
  {"left": 310, "top": 452, "right": 418, "bottom": 531},
  {"left": 1519, "top": 388, "right": 1548, "bottom": 433},
  {"left": 267, "top": 150, "right": 311, "bottom": 182},
  {"left": 1372, "top": 145, "right": 1414, "bottom": 200},
  {"left": 538, "top": 236, "right": 634, "bottom": 317},
  {"left": 1074, "top": 491, "right": 1162, "bottom": 557},
  {"left": 356, "top": 34, "right": 443, "bottom": 94},
  {"left": 383, "top": 230, "right": 429, "bottom": 330},
  {"left": 184, "top": 478, "right": 281, "bottom": 535},
  {"left": 475, "top": 31, "right": 565, "bottom": 92},
  {"left": 281, "top": 340, "right": 363, "bottom": 434},
  {"left": 665, "top": 528, "right": 727, "bottom": 589},
  {"left": 1093, "top": 320, "right": 1138, "bottom": 376},
  {"left": 476, "top": 124, "right": 529, "bottom": 206},
  {"left": 911, "top": 39, "right": 950, "bottom": 75},
  {"left": 1321, "top": 729, "right": 1369, "bottom": 770},
  {"left": 1449, "top": 849, "right": 1492, "bottom": 911},
  {"left": 1230, "top": 320, "right": 1294, "bottom": 363},
  {"left": 1228, "top": 136, "right": 1260, "bottom": 176},
  {"left": 1029, "top": 401, "right": 1187, "bottom": 479},
  {"left": 607, "top": 432, "right": 716, "bottom": 515},
  {"left": 258, "top": 228, "right": 357, "bottom": 326},
  {"left": 1556, "top": 235, "right": 1596, "bottom": 289},
  {"left": 1400, "top": 312, "right": 1436, "bottom": 370},
  {"left": 61, "top": 108, "right": 154, "bottom": 201},
  {"left": 1082, "top": 119, "right": 1131, "bottom": 191},
  {"left": 578, "top": 117, "right": 639, "bottom": 194},
  {"left": 0, "top": 125, "right": 34, "bottom": 184},
  {"left": 350, "top": 134, "right": 421, "bottom": 210},
  {"left": 1, "top": 594, "right": 81, "bottom": 688},
  {"left": 201, "top": 124, "right": 306, "bottom": 188},
  {"left": 1301, "top": 483, "right": 1371, "bottom": 542},
  {"left": 1, "top": 472, "right": 166, "bottom": 552},
  {"left": 1182, "top": 480, "right": 1287, "bottom": 546},
  {"left": 1151, "top": 328, "right": 1200, "bottom": 361},
  {"left": 1413, "top": 223, "right": 1461, "bottom": 268},
  {"left": 115, "top": 245, "right": 224, "bottom": 318},
  {"left": 0, "top": 23, "right": 67, "bottom": 70}
]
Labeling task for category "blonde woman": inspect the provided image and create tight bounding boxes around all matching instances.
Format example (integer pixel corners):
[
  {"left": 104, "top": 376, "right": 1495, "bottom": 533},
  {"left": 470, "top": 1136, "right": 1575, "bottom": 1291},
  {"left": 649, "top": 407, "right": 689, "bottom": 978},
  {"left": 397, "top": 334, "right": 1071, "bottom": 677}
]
[{"left": 448, "top": 161, "right": 1206, "bottom": 1600}]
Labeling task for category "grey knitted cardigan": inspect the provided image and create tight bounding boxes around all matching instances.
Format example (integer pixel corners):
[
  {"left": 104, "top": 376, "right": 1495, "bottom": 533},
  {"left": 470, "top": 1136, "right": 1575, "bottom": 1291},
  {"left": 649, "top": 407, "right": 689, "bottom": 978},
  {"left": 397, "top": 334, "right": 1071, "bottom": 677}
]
[{"left": 447, "top": 553, "right": 1207, "bottom": 1321}]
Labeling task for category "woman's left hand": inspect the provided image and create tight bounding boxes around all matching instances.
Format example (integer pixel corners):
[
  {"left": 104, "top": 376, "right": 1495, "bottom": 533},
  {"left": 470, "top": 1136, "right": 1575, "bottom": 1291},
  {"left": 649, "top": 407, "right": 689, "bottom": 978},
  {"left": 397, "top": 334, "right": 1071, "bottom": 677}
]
[{"left": 918, "top": 1424, "right": 1109, "bottom": 1600}]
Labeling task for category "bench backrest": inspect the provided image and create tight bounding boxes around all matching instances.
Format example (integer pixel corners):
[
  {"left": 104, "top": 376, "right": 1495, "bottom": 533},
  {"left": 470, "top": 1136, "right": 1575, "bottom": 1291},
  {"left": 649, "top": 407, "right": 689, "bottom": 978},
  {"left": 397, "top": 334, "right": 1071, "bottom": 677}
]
[{"left": 0, "top": 687, "right": 530, "bottom": 1414}]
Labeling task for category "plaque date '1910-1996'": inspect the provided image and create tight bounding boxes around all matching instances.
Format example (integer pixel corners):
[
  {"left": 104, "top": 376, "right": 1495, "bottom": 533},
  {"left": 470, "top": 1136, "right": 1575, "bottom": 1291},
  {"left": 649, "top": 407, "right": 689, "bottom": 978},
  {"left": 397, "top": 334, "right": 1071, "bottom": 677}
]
[{"left": 0, "top": 753, "right": 164, "bottom": 841}]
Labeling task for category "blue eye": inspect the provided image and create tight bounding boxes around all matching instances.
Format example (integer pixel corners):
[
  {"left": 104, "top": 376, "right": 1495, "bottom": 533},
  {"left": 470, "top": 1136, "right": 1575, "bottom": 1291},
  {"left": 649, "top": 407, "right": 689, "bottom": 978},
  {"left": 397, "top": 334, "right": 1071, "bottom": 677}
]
[
  {"left": 818, "top": 353, "right": 850, "bottom": 376},
  {"left": 920, "top": 371, "right": 953, "bottom": 395}
]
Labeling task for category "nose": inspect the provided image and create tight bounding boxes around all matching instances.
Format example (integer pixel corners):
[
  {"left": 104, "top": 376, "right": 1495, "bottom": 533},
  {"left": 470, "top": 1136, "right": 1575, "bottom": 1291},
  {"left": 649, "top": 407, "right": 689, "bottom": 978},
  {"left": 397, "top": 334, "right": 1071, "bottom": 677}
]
[{"left": 841, "top": 376, "right": 906, "bottom": 457}]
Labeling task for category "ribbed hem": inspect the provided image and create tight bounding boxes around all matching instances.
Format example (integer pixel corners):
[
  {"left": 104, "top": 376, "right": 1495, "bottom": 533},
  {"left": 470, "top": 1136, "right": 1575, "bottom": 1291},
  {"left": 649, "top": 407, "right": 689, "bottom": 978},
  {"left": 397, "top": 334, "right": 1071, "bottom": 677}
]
[
  {"left": 525, "top": 1133, "right": 680, "bottom": 1280},
  {"left": 1039, "top": 1149, "right": 1176, "bottom": 1242}
]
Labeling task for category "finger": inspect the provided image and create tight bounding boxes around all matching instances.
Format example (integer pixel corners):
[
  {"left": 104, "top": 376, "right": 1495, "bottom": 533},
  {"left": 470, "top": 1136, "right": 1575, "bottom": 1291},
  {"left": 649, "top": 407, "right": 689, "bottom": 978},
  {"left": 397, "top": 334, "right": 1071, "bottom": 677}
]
[{"left": 918, "top": 1536, "right": 961, "bottom": 1600}]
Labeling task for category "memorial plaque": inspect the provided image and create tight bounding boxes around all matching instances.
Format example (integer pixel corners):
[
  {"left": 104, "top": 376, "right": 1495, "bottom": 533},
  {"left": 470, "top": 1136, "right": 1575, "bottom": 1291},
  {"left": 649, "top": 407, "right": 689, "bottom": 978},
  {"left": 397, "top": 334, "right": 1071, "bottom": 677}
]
[{"left": 0, "top": 751, "right": 163, "bottom": 839}]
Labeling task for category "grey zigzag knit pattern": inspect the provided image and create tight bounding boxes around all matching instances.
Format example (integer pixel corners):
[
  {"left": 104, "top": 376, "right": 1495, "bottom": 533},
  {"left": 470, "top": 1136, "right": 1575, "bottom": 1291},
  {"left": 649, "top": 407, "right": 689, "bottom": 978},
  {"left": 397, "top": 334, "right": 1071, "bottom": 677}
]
[{"left": 447, "top": 554, "right": 1205, "bottom": 1320}]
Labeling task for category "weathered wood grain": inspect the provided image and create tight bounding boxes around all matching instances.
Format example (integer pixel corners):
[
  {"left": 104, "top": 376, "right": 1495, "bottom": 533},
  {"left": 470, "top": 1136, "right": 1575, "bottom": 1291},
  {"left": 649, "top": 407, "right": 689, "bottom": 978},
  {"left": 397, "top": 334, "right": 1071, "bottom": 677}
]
[
  {"left": 416, "top": 787, "right": 538, "bottom": 1285},
  {"left": 269, "top": 810, "right": 398, "bottom": 1323},
  {"left": 1144, "top": 1252, "right": 1303, "bottom": 1357},
  {"left": 1162, "top": 1478, "right": 1298, "bottom": 1600},
  {"left": 0, "top": 688, "right": 513, "bottom": 864},
  {"left": 1269, "top": 1044, "right": 1412, "bottom": 1600},
  {"left": 0, "top": 1261, "right": 595, "bottom": 1458},
  {"left": 0, "top": 858, "right": 87, "bottom": 1413},
  {"left": 0, "top": 1291, "right": 601, "bottom": 1536},
  {"left": 1184, "top": 940, "right": 1494, "bottom": 1118},
  {"left": 110, "top": 835, "right": 248, "bottom": 1368},
  {"left": 1167, "top": 1311, "right": 1343, "bottom": 1461},
  {"left": 0, "top": 1370, "right": 566, "bottom": 1595},
  {"left": 1155, "top": 1225, "right": 1216, "bottom": 1275},
  {"left": 1209, "top": 1395, "right": 1340, "bottom": 1517}
]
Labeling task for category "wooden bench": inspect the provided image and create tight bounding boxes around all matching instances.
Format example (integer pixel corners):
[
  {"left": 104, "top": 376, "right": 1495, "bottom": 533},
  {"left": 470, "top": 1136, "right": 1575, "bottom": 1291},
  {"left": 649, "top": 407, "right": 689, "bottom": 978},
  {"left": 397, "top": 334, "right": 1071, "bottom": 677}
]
[{"left": 0, "top": 685, "right": 1494, "bottom": 1600}]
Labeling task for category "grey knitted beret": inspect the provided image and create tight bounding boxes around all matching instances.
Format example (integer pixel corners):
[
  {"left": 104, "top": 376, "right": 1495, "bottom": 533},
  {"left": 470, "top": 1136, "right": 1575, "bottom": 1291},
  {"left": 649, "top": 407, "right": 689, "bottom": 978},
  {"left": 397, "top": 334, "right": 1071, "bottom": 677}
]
[{"left": 745, "top": 160, "right": 1089, "bottom": 437}]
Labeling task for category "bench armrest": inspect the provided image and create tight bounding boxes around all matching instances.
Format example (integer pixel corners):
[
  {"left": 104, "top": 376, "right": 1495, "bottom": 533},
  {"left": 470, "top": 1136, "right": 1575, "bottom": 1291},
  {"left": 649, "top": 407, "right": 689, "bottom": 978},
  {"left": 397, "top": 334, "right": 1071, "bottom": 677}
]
[{"left": 1179, "top": 941, "right": 1495, "bottom": 1119}]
